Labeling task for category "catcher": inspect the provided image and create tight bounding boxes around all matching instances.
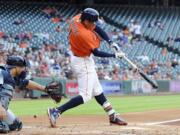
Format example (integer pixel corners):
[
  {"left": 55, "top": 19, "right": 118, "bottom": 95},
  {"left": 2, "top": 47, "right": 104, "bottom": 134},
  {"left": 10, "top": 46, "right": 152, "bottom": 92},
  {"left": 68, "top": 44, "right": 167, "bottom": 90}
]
[{"left": 0, "top": 55, "right": 63, "bottom": 133}]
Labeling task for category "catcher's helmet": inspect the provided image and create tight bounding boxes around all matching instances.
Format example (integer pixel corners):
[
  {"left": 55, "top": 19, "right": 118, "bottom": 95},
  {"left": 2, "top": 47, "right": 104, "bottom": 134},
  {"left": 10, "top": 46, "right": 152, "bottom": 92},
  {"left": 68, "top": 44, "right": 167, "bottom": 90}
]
[
  {"left": 6, "top": 56, "right": 29, "bottom": 67},
  {"left": 81, "top": 8, "right": 99, "bottom": 22}
]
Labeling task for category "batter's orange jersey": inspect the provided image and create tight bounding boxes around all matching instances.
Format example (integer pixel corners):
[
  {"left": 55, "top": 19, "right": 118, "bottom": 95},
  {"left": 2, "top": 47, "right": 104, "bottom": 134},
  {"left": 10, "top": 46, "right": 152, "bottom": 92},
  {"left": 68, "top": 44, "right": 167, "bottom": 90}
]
[{"left": 68, "top": 14, "right": 101, "bottom": 57}]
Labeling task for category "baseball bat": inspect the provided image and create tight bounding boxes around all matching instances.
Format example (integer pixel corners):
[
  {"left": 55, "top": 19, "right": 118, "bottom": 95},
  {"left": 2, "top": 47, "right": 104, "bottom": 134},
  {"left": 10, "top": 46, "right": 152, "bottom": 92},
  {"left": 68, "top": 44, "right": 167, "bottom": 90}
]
[{"left": 123, "top": 55, "right": 158, "bottom": 89}]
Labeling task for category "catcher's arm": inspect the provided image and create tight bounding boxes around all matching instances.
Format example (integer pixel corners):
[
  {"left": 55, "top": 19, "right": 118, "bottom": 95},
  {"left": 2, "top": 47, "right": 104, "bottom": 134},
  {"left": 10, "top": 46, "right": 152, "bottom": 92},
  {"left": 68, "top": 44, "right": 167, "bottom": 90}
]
[
  {"left": 26, "top": 80, "right": 63, "bottom": 103},
  {"left": 26, "top": 80, "right": 46, "bottom": 91}
]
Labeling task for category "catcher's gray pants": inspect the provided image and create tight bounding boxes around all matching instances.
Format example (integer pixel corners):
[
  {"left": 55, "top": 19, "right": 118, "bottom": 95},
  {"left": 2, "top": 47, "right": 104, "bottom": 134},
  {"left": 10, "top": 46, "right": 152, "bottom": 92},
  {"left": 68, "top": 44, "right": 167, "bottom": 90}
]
[{"left": 0, "top": 96, "right": 10, "bottom": 110}]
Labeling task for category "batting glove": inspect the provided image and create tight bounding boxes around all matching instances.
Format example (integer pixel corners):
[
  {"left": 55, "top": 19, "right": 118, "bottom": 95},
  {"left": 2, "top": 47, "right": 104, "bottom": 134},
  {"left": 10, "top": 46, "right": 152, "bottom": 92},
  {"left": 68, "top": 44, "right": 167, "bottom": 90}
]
[
  {"left": 110, "top": 42, "right": 121, "bottom": 52},
  {"left": 115, "top": 51, "right": 125, "bottom": 59}
]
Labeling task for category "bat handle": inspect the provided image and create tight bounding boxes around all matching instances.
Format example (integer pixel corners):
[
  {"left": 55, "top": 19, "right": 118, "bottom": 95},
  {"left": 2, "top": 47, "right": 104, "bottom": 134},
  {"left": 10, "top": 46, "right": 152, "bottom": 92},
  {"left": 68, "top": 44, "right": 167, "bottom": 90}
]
[
  {"left": 112, "top": 48, "right": 138, "bottom": 70},
  {"left": 123, "top": 56, "right": 138, "bottom": 70}
]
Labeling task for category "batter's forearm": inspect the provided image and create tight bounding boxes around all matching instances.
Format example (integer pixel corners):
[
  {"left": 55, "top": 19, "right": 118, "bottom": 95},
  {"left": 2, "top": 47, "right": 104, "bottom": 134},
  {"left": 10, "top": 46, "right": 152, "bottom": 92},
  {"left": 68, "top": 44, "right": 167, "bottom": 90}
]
[
  {"left": 92, "top": 48, "right": 115, "bottom": 58},
  {"left": 26, "top": 80, "right": 46, "bottom": 92}
]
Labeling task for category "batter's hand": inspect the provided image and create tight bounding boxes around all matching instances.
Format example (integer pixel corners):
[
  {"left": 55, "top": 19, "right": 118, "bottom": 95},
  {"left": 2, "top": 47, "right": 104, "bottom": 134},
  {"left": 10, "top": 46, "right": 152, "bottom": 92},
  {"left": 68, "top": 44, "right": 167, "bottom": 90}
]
[
  {"left": 111, "top": 42, "right": 120, "bottom": 51},
  {"left": 115, "top": 51, "right": 125, "bottom": 59}
]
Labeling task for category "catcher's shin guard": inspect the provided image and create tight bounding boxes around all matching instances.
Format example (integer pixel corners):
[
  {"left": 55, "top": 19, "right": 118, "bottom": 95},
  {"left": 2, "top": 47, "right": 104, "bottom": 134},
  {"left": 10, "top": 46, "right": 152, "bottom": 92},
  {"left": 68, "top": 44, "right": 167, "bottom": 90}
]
[
  {"left": 109, "top": 113, "right": 127, "bottom": 126},
  {"left": 47, "top": 108, "right": 59, "bottom": 127}
]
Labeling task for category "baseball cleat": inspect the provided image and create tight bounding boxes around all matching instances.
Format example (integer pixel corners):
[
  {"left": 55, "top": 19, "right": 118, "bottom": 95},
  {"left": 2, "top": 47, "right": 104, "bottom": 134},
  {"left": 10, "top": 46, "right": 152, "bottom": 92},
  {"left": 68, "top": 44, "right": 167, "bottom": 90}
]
[
  {"left": 9, "top": 118, "right": 23, "bottom": 131},
  {"left": 0, "top": 121, "right": 10, "bottom": 133},
  {"left": 109, "top": 113, "right": 128, "bottom": 126},
  {"left": 47, "top": 108, "right": 59, "bottom": 128}
]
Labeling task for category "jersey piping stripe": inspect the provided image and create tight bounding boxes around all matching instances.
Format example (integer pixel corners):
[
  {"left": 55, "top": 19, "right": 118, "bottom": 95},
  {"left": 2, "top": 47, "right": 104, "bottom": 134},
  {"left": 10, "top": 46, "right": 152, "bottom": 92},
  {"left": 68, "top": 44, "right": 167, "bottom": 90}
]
[{"left": 84, "top": 58, "right": 88, "bottom": 96}]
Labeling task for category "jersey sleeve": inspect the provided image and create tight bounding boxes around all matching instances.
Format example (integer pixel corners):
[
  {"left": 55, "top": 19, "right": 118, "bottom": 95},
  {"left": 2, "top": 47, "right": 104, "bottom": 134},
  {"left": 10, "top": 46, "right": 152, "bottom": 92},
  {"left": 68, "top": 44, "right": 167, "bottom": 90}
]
[
  {"left": 18, "top": 79, "right": 29, "bottom": 89},
  {"left": 77, "top": 31, "right": 101, "bottom": 51}
]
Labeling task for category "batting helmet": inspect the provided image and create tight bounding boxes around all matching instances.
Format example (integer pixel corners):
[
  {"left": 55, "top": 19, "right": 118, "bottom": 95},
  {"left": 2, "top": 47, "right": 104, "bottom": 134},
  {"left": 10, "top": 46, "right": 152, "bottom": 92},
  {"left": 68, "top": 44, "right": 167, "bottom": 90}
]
[
  {"left": 6, "top": 56, "right": 29, "bottom": 67},
  {"left": 80, "top": 8, "right": 99, "bottom": 22}
]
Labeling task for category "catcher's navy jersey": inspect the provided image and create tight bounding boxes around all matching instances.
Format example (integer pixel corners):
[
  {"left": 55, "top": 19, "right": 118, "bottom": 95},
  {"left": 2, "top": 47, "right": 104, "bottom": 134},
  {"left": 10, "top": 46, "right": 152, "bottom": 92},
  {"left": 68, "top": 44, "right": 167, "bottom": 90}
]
[
  {"left": 0, "top": 66, "right": 29, "bottom": 97},
  {"left": 0, "top": 67, "right": 15, "bottom": 87}
]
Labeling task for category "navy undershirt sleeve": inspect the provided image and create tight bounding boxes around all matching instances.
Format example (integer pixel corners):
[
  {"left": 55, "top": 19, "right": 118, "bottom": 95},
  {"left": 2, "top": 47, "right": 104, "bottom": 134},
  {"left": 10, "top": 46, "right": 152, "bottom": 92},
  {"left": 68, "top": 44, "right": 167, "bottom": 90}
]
[
  {"left": 92, "top": 48, "right": 115, "bottom": 58},
  {"left": 94, "top": 25, "right": 112, "bottom": 44}
]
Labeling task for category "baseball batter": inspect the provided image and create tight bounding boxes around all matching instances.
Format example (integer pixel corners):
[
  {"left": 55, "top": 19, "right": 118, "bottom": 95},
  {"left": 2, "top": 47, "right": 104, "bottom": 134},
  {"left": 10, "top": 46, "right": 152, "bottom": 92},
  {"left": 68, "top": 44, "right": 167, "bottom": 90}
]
[{"left": 48, "top": 8, "right": 127, "bottom": 127}]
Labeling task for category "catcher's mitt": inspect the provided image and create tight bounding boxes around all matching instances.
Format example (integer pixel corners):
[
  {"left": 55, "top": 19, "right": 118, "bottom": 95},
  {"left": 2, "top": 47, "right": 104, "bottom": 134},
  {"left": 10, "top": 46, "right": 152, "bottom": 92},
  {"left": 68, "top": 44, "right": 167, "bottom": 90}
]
[{"left": 45, "top": 81, "right": 64, "bottom": 103}]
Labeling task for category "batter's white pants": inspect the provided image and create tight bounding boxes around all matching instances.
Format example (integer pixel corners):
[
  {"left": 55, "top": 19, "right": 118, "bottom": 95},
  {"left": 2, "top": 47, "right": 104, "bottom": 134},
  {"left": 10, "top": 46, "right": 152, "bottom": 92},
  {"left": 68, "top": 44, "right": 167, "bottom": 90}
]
[{"left": 70, "top": 55, "right": 103, "bottom": 103}]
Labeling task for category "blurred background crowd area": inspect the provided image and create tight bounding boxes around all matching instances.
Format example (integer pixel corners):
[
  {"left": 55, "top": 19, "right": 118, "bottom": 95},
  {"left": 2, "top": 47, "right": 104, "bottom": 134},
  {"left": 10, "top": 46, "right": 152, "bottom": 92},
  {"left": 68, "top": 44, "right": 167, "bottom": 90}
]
[{"left": 0, "top": 0, "right": 180, "bottom": 81}]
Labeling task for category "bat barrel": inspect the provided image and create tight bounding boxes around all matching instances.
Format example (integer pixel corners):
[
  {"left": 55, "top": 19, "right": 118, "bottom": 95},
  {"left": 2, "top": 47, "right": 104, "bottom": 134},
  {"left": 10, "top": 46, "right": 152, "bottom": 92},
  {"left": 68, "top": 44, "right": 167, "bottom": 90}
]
[{"left": 122, "top": 56, "right": 158, "bottom": 89}]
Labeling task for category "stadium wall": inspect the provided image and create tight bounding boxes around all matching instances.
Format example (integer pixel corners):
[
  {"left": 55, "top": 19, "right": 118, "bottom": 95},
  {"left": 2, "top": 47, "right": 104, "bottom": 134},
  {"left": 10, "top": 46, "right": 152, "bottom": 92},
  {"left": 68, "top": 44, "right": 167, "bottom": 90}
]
[{"left": 13, "top": 77, "right": 180, "bottom": 99}]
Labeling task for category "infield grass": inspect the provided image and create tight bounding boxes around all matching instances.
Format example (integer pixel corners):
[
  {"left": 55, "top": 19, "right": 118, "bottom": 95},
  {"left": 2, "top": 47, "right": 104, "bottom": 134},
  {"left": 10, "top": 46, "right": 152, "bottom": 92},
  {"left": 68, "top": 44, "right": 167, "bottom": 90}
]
[{"left": 9, "top": 94, "right": 180, "bottom": 116}]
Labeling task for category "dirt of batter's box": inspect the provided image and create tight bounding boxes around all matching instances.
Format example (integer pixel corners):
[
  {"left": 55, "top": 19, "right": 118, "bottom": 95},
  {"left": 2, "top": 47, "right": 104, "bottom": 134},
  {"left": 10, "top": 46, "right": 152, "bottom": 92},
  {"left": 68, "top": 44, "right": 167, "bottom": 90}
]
[{"left": 8, "top": 109, "right": 180, "bottom": 135}]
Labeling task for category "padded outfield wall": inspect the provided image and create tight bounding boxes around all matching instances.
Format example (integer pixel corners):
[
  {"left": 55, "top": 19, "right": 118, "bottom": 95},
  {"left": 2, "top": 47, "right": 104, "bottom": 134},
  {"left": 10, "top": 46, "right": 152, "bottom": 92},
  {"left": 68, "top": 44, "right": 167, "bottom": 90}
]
[{"left": 14, "top": 77, "right": 179, "bottom": 98}]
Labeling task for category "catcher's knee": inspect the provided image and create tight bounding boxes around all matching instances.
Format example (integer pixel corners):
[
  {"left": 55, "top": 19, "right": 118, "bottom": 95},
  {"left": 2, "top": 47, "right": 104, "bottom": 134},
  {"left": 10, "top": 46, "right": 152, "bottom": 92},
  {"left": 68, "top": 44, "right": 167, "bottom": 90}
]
[
  {"left": 0, "top": 104, "right": 7, "bottom": 120},
  {"left": 9, "top": 118, "right": 22, "bottom": 131}
]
